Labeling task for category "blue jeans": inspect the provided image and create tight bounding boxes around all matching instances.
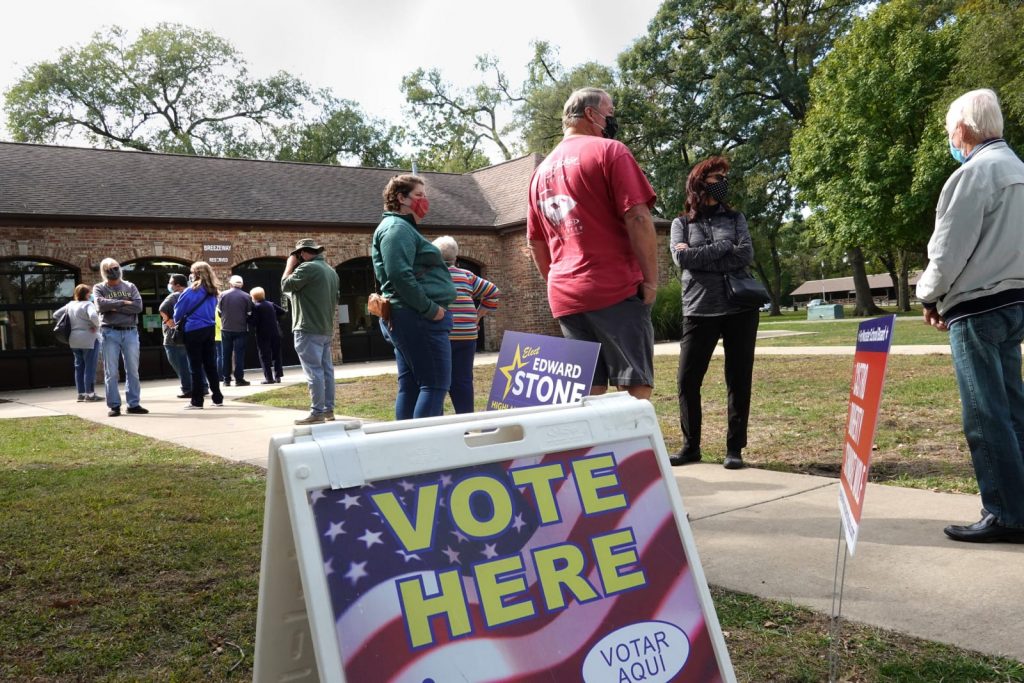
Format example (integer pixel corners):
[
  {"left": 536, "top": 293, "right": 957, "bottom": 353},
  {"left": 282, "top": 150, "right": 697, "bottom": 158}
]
[
  {"left": 381, "top": 307, "right": 453, "bottom": 420},
  {"left": 72, "top": 340, "right": 99, "bottom": 394},
  {"left": 294, "top": 331, "right": 335, "bottom": 415},
  {"left": 215, "top": 340, "right": 224, "bottom": 379},
  {"left": 949, "top": 305, "right": 1024, "bottom": 528},
  {"left": 164, "top": 344, "right": 207, "bottom": 394},
  {"left": 221, "top": 330, "right": 248, "bottom": 381},
  {"left": 449, "top": 339, "right": 477, "bottom": 414},
  {"left": 101, "top": 327, "right": 141, "bottom": 409}
]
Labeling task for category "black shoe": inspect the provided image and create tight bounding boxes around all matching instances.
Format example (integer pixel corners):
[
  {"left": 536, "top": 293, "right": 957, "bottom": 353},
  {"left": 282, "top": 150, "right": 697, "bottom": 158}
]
[
  {"left": 108, "top": 407, "right": 121, "bottom": 417},
  {"left": 944, "top": 513, "right": 1024, "bottom": 543},
  {"left": 177, "top": 392, "right": 192, "bottom": 399},
  {"left": 260, "top": 380, "right": 275, "bottom": 384},
  {"left": 723, "top": 451, "right": 745, "bottom": 470},
  {"left": 223, "top": 378, "right": 231, "bottom": 386},
  {"left": 669, "top": 448, "right": 702, "bottom": 467},
  {"left": 126, "top": 405, "right": 149, "bottom": 415},
  {"left": 235, "top": 379, "right": 251, "bottom": 386}
]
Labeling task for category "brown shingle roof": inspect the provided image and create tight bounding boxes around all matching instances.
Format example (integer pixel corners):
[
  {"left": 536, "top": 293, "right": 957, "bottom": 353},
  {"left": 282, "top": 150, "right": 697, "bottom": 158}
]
[{"left": 0, "top": 141, "right": 534, "bottom": 228}]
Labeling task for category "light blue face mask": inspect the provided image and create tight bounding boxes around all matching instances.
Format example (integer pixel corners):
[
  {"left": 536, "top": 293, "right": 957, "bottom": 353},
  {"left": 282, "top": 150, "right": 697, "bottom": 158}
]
[
  {"left": 167, "top": 284, "right": 175, "bottom": 293},
  {"left": 949, "top": 138, "right": 967, "bottom": 164}
]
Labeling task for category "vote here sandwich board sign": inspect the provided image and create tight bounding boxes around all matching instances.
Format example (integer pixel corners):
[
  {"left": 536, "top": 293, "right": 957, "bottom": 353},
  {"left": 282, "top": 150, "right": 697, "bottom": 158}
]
[{"left": 254, "top": 393, "right": 735, "bottom": 683}]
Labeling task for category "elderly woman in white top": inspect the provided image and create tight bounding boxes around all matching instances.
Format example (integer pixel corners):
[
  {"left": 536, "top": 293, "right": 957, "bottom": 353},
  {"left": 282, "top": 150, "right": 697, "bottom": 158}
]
[{"left": 59, "top": 283, "right": 102, "bottom": 401}]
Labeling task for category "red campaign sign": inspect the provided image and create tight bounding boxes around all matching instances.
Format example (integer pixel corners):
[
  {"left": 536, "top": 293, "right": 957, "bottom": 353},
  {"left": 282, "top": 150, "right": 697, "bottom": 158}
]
[{"left": 838, "top": 315, "right": 895, "bottom": 555}]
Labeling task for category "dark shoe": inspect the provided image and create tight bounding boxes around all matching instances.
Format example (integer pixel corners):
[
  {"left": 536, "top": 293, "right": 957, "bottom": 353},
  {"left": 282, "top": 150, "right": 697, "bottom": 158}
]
[
  {"left": 723, "top": 451, "right": 745, "bottom": 470},
  {"left": 235, "top": 379, "right": 251, "bottom": 387},
  {"left": 223, "top": 378, "right": 231, "bottom": 386},
  {"left": 126, "top": 405, "right": 149, "bottom": 415},
  {"left": 275, "top": 378, "right": 282, "bottom": 383},
  {"left": 177, "top": 392, "right": 192, "bottom": 399},
  {"left": 84, "top": 394, "right": 103, "bottom": 402},
  {"left": 669, "top": 448, "right": 702, "bottom": 467},
  {"left": 295, "top": 413, "right": 325, "bottom": 426},
  {"left": 944, "top": 513, "right": 1024, "bottom": 543},
  {"left": 260, "top": 380, "right": 275, "bottom": 385},
  {"left": 323, "top": 410, "right": 335, "bottom": 422},
  {"left": 108, "top": 407, "right": 121, "bottom": 417},
  {"left": 77, "top": 394, "right": 85, "bottom": 402}
]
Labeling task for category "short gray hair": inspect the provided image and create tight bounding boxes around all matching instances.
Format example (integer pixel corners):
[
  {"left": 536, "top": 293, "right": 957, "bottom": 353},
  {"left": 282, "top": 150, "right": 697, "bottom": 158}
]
[
  {"left": 432, "top": 235, "right": 459, "bottom": 264},
  {"left": 562, "top": 87, "right": 610, "bottom": 130},
  {"left": 946, "top": 89, "right": 1004, "bottom": 139}
]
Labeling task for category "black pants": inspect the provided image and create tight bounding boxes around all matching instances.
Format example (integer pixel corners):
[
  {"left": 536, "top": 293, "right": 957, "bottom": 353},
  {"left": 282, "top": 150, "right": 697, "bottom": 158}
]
[
  {"left": 677, "top": 309, "right": 759, "bottom": 454},
  {"left": 183, "top": 325, "right": 223, "bottom": 407},
  {"left": 256, "top": 334, "right": 283, "bottom": 382}
]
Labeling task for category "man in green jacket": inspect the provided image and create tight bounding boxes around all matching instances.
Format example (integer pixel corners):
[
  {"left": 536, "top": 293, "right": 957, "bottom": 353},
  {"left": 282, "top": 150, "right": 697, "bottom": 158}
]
[{"left": 282, "top": 238, "right": 340, "bottom": 425}]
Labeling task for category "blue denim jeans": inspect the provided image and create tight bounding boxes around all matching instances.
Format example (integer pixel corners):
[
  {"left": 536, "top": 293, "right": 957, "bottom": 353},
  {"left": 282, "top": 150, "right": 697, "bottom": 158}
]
[
  {"left": 949, "top": 304, "right": 1024, "bottom": 528},
  {"left": 221, "top": 330, "right": 248, "bottom": 381},
  {"left": 449, "top": 339, "right": 477, "bottom": 414},
  {"left": 294, "top": 331, "right": 335, "bottom": 415},
  {"left": 72, "top": 340, "right": 99, "bottom": 394},
  {"left": 164, "top": 344, "right": 192, "bottom": 393},
  {"left": 101, "top": 327, "right": 141, "bottom": 409},
  {"left": 381, "top": 307, "right": 453, "bottom": 420}
]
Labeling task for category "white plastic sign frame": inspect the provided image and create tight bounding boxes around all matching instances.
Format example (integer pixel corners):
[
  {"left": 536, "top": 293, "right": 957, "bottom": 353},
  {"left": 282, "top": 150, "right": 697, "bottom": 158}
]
[{"left": 254, "top": 393, "right": 735, "bottom": 683}]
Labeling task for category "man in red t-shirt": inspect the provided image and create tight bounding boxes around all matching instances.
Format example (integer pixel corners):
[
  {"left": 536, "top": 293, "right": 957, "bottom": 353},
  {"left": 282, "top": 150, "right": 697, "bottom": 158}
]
[{"left": 527, "top": 87, "right": 659, "bottom": 399}]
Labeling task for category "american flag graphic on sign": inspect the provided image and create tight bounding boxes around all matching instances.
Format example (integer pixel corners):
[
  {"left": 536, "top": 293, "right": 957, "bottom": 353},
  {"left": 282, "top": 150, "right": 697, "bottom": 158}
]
[{"left": 309, "top": 437, "right": 723, "bottom": 682}]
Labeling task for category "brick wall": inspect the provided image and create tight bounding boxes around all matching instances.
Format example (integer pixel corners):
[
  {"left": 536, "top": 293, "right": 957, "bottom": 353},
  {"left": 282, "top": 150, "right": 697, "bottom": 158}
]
[{"left": 2, "top": 220, "right": 672, "bottom": 358}]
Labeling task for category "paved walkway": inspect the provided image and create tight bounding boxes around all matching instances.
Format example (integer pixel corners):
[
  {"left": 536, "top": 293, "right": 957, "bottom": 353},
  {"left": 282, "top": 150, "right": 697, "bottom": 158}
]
[{"left": 3, "top": 341, "right": 1022, "bottom": 665}]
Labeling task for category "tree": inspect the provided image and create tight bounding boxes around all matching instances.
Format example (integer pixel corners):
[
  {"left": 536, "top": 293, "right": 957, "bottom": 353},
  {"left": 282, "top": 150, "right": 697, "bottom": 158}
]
[
  {"left": 274, "top": 93, "right": 404, "bottom": 167},
  {"left": 4, "top": 24, "right": 309, "bottom": 157},
  {"left": 401, "top": 56, "right": 521, "bottom": 171},
  {"left": 790, "top": 0, "right": 958, "bottom": 314},
  {"left": 618, "top": 0, "right": 868, "bottom": 315}
]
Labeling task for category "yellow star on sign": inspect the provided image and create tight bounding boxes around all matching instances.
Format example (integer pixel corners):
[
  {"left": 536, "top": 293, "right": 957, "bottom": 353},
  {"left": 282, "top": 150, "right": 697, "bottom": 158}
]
[{"left": 498, "top": 344, "right": 530, "bottom": 400}]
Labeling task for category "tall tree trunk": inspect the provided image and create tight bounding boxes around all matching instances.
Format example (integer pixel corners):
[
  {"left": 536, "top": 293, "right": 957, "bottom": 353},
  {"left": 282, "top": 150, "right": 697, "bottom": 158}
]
[
  {"left": 849, "top": 246, "right": 884, "bottom": 317},
  {"left": 881, "top": 251, "right": 899, "bottom": 310},
  {"left": 896, "top": 249, "right": 912, "bottom": 312}
]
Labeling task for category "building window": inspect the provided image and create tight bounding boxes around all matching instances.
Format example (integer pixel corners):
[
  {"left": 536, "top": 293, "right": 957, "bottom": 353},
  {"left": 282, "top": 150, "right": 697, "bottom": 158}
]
[
  {"left": 121, "top": 258, "right": 192, "bottom": 347},
  {"left": 0, "top": 259, "right": 78, "bottom": 352}
]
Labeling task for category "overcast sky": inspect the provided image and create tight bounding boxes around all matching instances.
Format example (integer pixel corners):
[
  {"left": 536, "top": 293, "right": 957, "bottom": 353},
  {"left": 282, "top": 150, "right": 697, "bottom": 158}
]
[{"left": 0, "top": 0, "right": 663, "bottom": 159}]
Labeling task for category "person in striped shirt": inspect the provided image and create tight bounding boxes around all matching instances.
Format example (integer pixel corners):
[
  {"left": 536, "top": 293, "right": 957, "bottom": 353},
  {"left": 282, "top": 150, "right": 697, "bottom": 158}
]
[{"left": 433, "top": 236, "right": 501, "bottom": 413}]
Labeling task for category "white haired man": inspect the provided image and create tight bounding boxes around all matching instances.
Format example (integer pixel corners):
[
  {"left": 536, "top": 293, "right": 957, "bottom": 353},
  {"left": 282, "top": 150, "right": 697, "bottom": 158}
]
[
  {"left": 93, "top": 258, "right": 147, "bottom": 417},
  {"left": 917, "top": 88, "right": 1024, "bottom": 544},
  {"left": 218, "top": 273, "right": 253, "bottom": 386},
  {"left": 527, "top": 87, "right": 659, "bottom": 399}
]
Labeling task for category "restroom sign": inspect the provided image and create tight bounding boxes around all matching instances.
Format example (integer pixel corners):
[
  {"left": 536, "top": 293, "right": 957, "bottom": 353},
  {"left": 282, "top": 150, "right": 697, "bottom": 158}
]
[{"left": 253, "top": 394, "right": 736, "bottom": 682}]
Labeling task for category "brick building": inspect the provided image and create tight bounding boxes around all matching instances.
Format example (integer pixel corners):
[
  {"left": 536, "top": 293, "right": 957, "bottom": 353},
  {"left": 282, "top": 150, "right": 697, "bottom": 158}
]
[{"left": 0, "top": 142, "right": 672, "bottom": 391}]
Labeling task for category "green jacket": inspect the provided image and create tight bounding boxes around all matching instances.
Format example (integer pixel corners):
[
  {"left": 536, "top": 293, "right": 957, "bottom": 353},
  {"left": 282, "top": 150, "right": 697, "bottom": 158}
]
[
  {"left": 281, "top": 254, "right": 340, "bottom": 336},
  {"left": 372, "top": 212, "right": 456, "bottom": 318}
]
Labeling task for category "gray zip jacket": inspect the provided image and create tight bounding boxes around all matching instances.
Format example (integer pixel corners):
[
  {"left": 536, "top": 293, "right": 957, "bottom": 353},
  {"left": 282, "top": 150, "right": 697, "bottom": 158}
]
[
  {"left": 670, "top": 206, "right": 756, "bottom": 316},
  {"left": 917, "top": 140, "right": 1024, "bottom": 316}
]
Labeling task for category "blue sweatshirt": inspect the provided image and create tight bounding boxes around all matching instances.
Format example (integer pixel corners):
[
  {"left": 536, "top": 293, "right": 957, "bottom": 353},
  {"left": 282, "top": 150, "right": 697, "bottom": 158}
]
[{"left": 173, "top": 285, "right": 218, "bottom": 332}]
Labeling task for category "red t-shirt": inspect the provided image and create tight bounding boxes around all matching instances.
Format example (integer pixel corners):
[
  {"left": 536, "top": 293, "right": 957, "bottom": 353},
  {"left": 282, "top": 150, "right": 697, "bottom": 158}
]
[{"left": 527, "top": 135, "right": 656, "bottom": 318}]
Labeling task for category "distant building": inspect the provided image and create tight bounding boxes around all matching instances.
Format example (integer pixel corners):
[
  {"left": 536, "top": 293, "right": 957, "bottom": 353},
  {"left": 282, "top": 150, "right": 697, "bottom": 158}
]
[
  {"left": 789, "top": 273, "right": 921, "bottom": 307},
  {"left": 0, "top": 142, "right": 672, "bottom": 390}
]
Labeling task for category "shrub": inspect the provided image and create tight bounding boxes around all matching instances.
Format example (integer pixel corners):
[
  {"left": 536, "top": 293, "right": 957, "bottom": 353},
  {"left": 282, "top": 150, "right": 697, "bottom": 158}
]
[{"left": 652, "top": 278, "right": 682, "bottom": 341}]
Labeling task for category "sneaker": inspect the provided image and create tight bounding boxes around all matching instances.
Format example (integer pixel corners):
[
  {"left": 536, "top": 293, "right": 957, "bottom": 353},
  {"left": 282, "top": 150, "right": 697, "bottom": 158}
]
[
  {"left": 669, "top": 448, "right": 702, "bottom": 467},
  {"left": 77, "top": 394, "right": 85, "bottom": 402},
  {"left": 260, "top": 379, "right": 275, "bottom": 385},
  {"left": 108, "top": 407, "right": 121, "bottom": 417},
  {"left": 212, "top": 400, "right": 224, "bottom": 407},
  {"left": 223, "top": 378, "right": 231, "bottom": 386},
  {"left": 235, "top": 379, "right": 251, "bottom": 386},
  {"left": 183, "top": 404, "right": 203, "bottom": 410},
  {"left": 323, "top": 410, "right": 336, "bottom": 422},
  {"left": 723, "top": 451, "right": 745, "bottom": 470},
  {"left": 177, "top": 392, "right": 192, "bottom": 399},
  {"left": 294, "top": 413, "right": 325, "bottom": 426},
  {"left": 84, "top": 394, "right": 103, "bottom": 402},
  {"left": 126, "top": 405, "right": 149, "bottom": 415}
]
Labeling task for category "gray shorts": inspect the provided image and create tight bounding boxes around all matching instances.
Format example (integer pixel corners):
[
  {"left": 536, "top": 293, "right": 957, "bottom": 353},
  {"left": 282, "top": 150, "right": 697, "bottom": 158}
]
[{"left": 558, "top": 295, "right": 654, "bottom": 387}]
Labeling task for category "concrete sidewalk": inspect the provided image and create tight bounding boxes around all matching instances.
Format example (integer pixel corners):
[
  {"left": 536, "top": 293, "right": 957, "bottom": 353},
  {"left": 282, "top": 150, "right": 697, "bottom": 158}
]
[{"left": 4, "top": 342, "right": 1020, "bottom": 666}]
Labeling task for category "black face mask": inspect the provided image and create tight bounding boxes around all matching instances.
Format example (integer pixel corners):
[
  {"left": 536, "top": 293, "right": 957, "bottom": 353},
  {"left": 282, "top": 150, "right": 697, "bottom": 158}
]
[
  {"left": 601, "top": 114, "right": 619, "bottom": 140},
  {"left": 706, "top": 177, "right": 729, "bottom": 203},
  {"left": 105, "top": 266, "right": 121, "bottom": 281}
]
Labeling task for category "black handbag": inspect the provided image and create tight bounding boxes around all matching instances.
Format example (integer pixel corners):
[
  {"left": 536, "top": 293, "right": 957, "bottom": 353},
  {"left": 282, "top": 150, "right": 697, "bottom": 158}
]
[{"left": 724, "top": 271, "right": 771, "bottom": 306}]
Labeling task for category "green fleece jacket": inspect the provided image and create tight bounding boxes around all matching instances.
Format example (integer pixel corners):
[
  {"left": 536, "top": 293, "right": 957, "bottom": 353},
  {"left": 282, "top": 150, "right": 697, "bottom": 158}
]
[
  {"left": 281, "top": 254, "right": 340, "bottom": 336},
  {"left": 372, "top": 212, "right": 456, "bottom": 318}
]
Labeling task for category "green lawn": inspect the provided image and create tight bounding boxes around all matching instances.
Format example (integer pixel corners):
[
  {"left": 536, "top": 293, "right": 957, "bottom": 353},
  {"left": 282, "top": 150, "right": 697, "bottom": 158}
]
[
  {"left": 2, "top": 416, "right": 1020, "bottom": 681},
  {"left": 759, "top": 316, "right": 952, "bottom": 346}
]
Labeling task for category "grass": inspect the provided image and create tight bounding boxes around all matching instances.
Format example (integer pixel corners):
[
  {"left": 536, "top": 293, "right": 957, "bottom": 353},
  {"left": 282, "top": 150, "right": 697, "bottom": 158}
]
[
  {"left": 2, "top": 416, "right": 1021, "bottom": 681},
  {"left": 246, "top": 354, "right": 976, "bottom": 494},
  {"left": 758, "top": 316, "right": 952, "bottom": 346}
]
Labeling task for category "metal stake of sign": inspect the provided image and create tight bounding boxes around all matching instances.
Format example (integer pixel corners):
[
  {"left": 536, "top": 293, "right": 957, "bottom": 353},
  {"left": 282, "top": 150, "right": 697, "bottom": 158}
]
[{"left": 828, "top": 521, "right": 850, "bottom": 682}]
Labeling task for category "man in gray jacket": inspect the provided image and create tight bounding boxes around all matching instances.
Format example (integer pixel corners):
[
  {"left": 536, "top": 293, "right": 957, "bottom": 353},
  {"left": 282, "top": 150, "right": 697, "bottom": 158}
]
[
  {"left": 94, "top": 258, "right": 148, "bottom": 417},
  {"left": 917, "top": 89, "right": 1024, "bottom": 544}
]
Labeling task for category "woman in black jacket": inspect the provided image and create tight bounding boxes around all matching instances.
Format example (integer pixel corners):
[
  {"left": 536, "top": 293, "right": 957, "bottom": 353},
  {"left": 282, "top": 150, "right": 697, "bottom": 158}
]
[{"left": 670, "top": 156, "right": 760, "bottom": 470}]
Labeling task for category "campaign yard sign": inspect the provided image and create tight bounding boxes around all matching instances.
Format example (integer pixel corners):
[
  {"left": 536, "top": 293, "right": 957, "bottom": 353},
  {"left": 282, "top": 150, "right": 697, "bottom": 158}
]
[
  {"left": 254, "top": 394, "right": 736, "bottom": 683},
  {"left": 838, "top": 314, "right": 895, "bottom": 554},
  {"left": 488, "top": 331, "right": 601, "bottom": 410}
]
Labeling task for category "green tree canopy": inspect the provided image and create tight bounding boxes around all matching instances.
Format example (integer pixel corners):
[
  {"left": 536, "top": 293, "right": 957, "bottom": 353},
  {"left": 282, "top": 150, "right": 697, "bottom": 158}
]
[
  {"left": 273, "top": 93, "right": 403, "bottom": 167},
  {"left": 4, "top": 24, "right": 309, "bottom": 157}
]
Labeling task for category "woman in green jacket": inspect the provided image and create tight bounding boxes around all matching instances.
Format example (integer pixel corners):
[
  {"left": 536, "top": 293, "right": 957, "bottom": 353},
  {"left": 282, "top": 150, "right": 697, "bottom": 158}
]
[{"left": 371, "top": 174, "right": 456, "bottom": 419}]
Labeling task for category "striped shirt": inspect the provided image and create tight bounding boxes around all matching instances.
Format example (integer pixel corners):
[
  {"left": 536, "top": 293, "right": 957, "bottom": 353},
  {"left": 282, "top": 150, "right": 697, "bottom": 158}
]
[{"left": 448, "top": 265, "right": 500, "bottom": 342}]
